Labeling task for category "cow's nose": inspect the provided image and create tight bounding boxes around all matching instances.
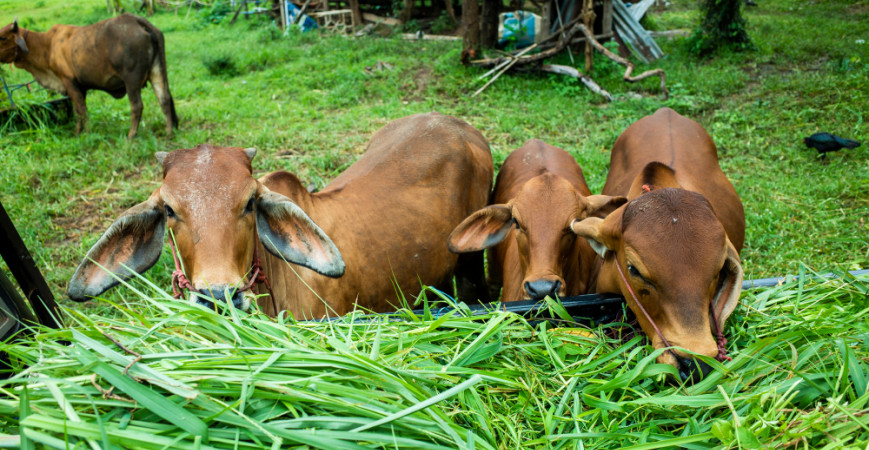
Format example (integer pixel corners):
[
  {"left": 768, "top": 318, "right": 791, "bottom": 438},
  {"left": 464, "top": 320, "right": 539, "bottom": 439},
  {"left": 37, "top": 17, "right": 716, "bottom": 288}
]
[
  {"left": 524, "top": 279, "right": 562, "bottom": 300},
  {"left": 194, "top": 286, "right": 249, "bottom": 311},
  {"left": 675, "top": 356, "right": 713, "bottom": 384}
]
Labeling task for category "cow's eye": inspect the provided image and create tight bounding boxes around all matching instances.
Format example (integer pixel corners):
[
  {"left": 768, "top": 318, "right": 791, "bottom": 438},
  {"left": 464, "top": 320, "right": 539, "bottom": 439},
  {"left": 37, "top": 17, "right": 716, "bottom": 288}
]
[
  {"left": 627, "top": 265, "right": 641, "bottom": 277},
  {"left": 244, "top": 197, "right": 255, "bottom": 214},
  {"left": 165, "top": 205, "right": 176, "bottom": 218}
]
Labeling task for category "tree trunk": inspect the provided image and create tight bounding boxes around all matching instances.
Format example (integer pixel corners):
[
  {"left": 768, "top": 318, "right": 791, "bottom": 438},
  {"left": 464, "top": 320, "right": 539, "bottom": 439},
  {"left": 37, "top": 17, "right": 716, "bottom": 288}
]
[
  {"left": 399, "top": 0, "right": 414, "bottom": 24},
  {"left": 348, "top": 0, "right": 363, "bottom": 26},
  {"left": 480, "top": 0, "right": 500, "bottom": 48},
  {"left": 689, "top": 0, "right": 751, "bottom": 56},
  {"left": 461, "top": 0, "right": 481, "bottom": 63}
]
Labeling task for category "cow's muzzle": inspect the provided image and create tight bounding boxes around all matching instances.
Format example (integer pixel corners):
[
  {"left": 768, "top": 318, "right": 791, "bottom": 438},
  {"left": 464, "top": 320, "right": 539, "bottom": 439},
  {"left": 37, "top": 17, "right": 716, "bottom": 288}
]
[
  {"left": 675, "top": 355, "right": 713, "bottom": 384},
  {"left": 524, "top": 279, "right": 563, "bottom": 301},
  {"left": 193, "top": 285, "right": 253, "bottom": 312}
]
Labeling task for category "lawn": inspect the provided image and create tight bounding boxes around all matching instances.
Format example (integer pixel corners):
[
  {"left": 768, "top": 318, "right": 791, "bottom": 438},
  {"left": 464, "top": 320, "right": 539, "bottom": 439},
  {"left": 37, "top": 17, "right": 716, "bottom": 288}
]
[{"left": 0, "top": 0, "right": 867, "bottom": 448}]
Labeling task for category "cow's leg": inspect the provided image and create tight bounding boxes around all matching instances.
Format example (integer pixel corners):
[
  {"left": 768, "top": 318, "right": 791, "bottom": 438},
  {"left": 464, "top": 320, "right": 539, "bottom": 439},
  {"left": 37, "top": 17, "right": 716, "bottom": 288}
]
[
  {"left": 454, "top": 251, "right": 491, "bottom": 303},
  {"left": 126, "top": 85, "right": 144, "bottom": 139},
  {"left": 63, "top": 80, "right": 87, "bottom": 135}
]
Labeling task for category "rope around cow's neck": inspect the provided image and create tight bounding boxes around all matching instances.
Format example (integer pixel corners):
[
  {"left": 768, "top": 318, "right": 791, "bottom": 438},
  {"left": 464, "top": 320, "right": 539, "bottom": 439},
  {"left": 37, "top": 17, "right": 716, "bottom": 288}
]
[
  {"left": 168, "top": 235, "right": 193, "bottom": 299},
  {"left": 611, "top": 250, "right": 731, "bottom": 363},
  {"left": 167, "top": 233, "right": 275, "bottom": 314}
]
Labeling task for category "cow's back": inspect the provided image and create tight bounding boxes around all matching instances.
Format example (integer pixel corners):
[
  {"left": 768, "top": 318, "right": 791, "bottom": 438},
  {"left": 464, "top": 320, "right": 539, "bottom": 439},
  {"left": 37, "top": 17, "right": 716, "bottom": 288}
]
[
  {"left": 325, "top": 113, "right": 490, "bottom": 195},
  {"left": 265, "top": 112, "right": 493, "bottom": 315},
  {"left": 603, "top": 107, "right": 744, "bottom": 249},
  {"left": 493, "top": 139, "right": 592, "bottom": 204},
  {"left": 63, "top": 14, "right": 157, "bottom": 91}
]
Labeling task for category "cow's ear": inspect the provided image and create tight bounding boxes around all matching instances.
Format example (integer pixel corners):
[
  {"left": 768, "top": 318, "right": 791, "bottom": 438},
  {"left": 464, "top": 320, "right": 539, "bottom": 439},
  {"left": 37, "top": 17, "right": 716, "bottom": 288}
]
[
  {"left": 14, "top": 32, "right": 27, "bottom": 54},
  {"left": 68, "top": 194, "right": 165, "bottom": 301},
  {"left": 628, "top": 162, "right": 680, "bottom": 199},
  {"left": 243, "top": 147, "right": 256, "bottom": 162},
  {"left": 582, "top": 195, "right": 627, "bottom": 219},
  {"left": 256, "top": 189, "right": 344, "bottom": 278},
  {"left": 154, "top": 151, "right": 168, "bottom": 165},
  {"left": 570, "top": 208, "right": 622, "bottom": 258},
  {"left": 448, "top": 205, "right": 513, "bottom": 253},
  {"left": 712, "top": 238, "right": 743, "bottom": 330},
  {"left": 11, "top": 18, "right": 27, "bottom": 53}
]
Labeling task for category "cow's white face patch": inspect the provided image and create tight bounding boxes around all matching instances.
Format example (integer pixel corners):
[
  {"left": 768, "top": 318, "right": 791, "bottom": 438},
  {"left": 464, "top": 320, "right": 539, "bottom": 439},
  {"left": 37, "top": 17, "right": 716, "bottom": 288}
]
[{"left": 175, "top": 147, "right": 236, "bottom": 226}]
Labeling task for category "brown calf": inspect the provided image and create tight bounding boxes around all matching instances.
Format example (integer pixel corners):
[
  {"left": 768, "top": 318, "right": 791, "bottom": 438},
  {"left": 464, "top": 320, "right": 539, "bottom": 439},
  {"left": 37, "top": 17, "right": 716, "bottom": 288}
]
[
  {"left": 68, "top": 112, "right": 493, "bottom": 317},
  {"left": 0, "top": 14, "right": 178, "bottom": 138},
  {"left": 571, "top": 107, "right": 745, "bottom": 383},
  {"left": 449, "top": 140, "right": 625, "bottom": 302}
]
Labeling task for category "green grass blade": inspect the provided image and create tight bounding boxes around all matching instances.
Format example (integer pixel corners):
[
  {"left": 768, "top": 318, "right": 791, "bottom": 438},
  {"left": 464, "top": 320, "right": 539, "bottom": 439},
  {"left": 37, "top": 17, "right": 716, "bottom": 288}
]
[{"left": 71, "top": 344, "right": 209, "bottom": 440}]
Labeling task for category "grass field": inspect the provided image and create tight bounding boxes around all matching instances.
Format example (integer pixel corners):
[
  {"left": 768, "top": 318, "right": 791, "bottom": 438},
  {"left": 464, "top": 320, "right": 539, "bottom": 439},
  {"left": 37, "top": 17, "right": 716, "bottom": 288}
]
[{"left": 0, "top": 0, "right": 867, "bottom": 448}]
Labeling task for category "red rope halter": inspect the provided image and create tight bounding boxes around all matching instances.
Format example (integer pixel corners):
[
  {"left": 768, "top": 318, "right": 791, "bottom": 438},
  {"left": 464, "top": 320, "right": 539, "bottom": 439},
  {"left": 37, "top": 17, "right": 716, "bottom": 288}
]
[
  {"left": 167, "top": 234, "right": 275, "bottom": 312},
  {"left": 612, "top": 251, "right": 731, "bottom": 363},
  {"left": 167, "top": 236, "right": 193, "bottom": 299}
]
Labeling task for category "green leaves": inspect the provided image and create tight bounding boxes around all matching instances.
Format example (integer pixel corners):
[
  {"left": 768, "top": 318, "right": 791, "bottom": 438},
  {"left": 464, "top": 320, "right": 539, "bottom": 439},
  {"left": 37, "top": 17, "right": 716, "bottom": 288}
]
[{"left": 72, "top": 344, "right": 209, "bottom": 440}]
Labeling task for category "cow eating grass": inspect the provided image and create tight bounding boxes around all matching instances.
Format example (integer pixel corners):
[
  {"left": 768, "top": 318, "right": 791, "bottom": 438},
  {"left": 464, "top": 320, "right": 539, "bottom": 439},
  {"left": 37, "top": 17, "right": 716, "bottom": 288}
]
[
  {"left": 0, "top": 14, "right": 178, "bottom": 138},
  {"left": 448, "top": 140, "right": 625, "bottom": 302},
  {"left": 68, "top": 112, "right": 493, "bottom": 318},
  {"left": 571, "top": 108, "right": 746, "bottom": 384}
]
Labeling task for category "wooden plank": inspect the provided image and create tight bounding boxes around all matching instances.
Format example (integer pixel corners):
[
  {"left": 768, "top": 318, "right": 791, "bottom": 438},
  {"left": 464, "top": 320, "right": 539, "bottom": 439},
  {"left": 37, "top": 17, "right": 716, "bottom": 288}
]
[
  {"left": 600, "top": 0, "right": 613, "bottom": 34},
  {"left": 540, "top": 0, "right": 553, "bottom": 42},
  {"left": 362, "top": 12, "right": 401, "bottom": 25},
  {"left": 401, "top": 33, "right": 461, "bottom": 40}
]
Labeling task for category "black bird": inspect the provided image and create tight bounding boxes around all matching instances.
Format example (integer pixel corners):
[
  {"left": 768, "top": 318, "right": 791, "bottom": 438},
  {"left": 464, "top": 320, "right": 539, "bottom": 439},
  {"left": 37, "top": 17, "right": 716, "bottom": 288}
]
[{"left": 803, "top": 132, "right": 861, "bottom": 163}]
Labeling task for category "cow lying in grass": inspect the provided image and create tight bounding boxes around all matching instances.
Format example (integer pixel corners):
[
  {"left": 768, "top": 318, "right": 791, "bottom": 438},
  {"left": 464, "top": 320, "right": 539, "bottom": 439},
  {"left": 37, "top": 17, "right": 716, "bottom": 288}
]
[
  {"left": 69, "top": 112, "right": 493, "bottom": 317},
  {"left": 571, "top": 107, "right": 745, "bottom": 383},
  {"left": 449, "top": 140, "right": 625, "bottom": 302},
  {"left": 0, "top": 14, "right": 178, "bottom": 138}
]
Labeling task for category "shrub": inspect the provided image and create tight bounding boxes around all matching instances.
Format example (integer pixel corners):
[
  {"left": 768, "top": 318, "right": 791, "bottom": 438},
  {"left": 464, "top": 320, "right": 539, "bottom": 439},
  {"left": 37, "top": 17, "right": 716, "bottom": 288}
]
[{"left": 202, "top": 54, "right": 241, "bottom": 78}]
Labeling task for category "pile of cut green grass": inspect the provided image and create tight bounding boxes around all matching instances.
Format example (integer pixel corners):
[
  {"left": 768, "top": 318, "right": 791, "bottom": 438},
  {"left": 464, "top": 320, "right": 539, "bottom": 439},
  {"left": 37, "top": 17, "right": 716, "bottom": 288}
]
[{"left": 0, "top": 271, "right": 866, "bottom": 449}]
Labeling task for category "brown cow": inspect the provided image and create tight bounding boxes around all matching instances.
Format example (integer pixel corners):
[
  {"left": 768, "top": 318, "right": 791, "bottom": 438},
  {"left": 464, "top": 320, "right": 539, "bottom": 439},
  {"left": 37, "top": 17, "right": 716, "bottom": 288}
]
[
  {"left": 571, "top": 107, "right": 745, "bottom": 383},
  {"left": 0, "top": 14, "right": 178, "bottom": 138},
  {"left": 448, "top": 140, "right": 625, "bottom": 302},
  {"left": 68, "top": 112, "right": 493, "bottom": 317}
]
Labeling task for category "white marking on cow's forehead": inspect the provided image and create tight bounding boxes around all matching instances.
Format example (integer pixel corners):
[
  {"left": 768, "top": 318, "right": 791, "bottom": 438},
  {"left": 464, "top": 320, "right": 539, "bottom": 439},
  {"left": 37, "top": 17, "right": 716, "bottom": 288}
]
[
  {"left": 195, "top": 148, "right": 214, "bottom": 167},
  {"left": 166, "top": 147, "right": 250, "bottom": 224}
]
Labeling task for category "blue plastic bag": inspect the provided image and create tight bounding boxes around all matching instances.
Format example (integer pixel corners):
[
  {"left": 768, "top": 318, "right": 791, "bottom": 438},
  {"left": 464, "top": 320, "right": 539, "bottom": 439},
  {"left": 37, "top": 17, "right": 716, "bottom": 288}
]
[
  {"left": 498, "top": 11, "right": 541, "bottom": 48},
  {"left": 286, "top": 2, "right": 318, "bottom": 32}
]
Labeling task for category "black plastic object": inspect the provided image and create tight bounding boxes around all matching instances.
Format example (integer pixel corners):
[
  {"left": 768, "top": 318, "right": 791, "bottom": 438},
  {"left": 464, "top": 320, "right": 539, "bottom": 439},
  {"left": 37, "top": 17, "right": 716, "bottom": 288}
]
[
  {"left": 315, "top": 293, "right": 627, "bottom": 326},
  {"left": 0, "top": 201, "right": 62, "bottom": 333}
]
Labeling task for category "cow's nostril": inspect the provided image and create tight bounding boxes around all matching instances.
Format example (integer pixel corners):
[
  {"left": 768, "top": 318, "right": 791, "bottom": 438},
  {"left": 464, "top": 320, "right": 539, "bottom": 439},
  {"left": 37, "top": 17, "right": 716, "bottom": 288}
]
[
  {"left": 194, "top": 290, "right": 217, "bottom": 311},
  {"left": 231, "top": 290, "right": 251, "bottom": 311},
  {"left": 676, "top": 356, "right": 713, "bottom": 384},
  {"left": 524, "top": 279, "right": 561, "bottom": 300},
  {"left": 194, "top": 286, "right": 246, "bottom": 312}
]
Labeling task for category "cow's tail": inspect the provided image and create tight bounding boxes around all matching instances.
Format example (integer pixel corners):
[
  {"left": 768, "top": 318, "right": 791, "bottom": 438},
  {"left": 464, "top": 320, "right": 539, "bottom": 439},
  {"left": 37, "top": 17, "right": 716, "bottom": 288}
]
[{"left": 140, "top": 17, "right": 179, "bottom": 131}]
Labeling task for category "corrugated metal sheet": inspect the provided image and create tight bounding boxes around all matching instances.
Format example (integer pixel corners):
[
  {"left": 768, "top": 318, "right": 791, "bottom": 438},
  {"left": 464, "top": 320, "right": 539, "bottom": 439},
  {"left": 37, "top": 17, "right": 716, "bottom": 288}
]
[{"left": 612, "top": 0, "right": 663, "bottom": 63}]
